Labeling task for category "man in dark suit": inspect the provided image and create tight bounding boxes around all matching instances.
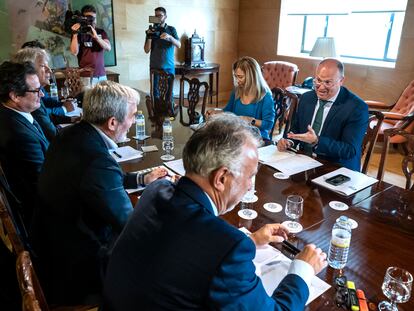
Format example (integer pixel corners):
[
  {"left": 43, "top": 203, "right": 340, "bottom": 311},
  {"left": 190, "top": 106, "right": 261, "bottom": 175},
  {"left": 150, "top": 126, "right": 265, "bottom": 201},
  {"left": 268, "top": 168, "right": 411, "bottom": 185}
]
[
  {"left": 278, "top": 58, "right": 368, "bottom": 171},
  {"left": 103, "top": 113, "right": 327, "bottom": 311},
  {"left": 32, "top": 81, "right": 167, "bottom": 305},
  {"left": 0, "top": 61, "right": 49, "bottom": 226}
]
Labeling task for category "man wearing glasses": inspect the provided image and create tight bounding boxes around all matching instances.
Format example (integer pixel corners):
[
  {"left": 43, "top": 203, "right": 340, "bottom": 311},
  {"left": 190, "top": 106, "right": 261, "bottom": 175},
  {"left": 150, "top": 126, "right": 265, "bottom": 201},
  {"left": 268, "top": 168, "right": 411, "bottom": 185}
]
[
  {"left": 144, "top": 7, "right": 181, "bottom": 99},
  {"left": 278, "top": 58, "right": 368, "bottom": 171},
  {"left": 0, "top": 61, "right": 49, "bottom": 226}
]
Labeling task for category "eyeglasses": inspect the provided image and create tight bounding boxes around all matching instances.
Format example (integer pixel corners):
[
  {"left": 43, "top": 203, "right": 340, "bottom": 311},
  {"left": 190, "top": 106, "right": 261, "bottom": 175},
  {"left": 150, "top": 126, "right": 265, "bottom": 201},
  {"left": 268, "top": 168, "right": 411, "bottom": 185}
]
[
  {"left": 25, "top": 88, "right": 43, "bottom": 96},
  {"left": 313, "top": 77, "right": 342, "bottom": 88}
]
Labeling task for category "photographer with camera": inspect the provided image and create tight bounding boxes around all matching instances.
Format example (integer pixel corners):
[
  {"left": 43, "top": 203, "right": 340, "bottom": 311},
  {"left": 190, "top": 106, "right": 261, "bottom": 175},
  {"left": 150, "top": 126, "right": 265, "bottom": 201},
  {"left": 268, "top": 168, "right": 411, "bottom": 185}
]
[
  {"left": 70, "top": 5, "right": 111, "bottom": 84},
  {"left": 144, "top": 7, "right": 180, "bottom": 99}
]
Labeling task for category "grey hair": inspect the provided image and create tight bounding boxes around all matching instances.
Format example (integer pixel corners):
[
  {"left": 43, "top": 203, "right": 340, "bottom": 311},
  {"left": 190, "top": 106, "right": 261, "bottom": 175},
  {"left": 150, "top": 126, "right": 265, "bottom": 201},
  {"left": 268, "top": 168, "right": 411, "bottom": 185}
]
[
  {"left": 12, "top": 47, "right": 49, "bottom": 65},
  {"left": 183, "top": 113, "right": 262, "bottom": 177},
  {"left": 319, "top": 58, "right": 345, "bottom": 77},
  {"left": 83, "top": 80, "right": 139, "bottom": 125}
]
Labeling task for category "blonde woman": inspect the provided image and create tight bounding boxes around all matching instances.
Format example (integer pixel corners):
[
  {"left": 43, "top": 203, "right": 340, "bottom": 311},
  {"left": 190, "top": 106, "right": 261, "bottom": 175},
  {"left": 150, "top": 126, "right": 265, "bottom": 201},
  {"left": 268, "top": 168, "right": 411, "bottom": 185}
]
[{"left": 208, "top": 56, "right": 275, "bottom": 139}]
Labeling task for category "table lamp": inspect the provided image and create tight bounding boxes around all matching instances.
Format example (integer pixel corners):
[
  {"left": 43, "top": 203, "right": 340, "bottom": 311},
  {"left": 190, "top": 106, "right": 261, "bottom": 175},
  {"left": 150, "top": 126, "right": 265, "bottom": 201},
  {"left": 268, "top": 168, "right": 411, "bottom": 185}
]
[{"left": 310, "top": 37, "right": 337, "bottom": 58}]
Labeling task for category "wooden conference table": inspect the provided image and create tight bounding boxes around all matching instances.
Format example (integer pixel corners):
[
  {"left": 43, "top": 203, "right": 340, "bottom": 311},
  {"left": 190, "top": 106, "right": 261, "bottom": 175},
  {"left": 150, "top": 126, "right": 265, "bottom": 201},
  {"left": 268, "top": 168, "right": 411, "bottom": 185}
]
[{"left": 118, "top": 109, "right": 414, "bottom": 310}]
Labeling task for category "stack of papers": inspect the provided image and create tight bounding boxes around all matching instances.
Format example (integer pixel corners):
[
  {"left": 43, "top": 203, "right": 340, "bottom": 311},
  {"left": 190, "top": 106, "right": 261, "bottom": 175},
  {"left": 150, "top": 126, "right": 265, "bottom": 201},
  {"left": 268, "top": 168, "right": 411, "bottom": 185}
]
[
  {"left": 311, "top": 167, "right": 378, "bottom": 196},
  {"left": 163, "top": 158, "right": 186, "bottom": 176},
  {"left": 111, "top": 146, "right": 143, "bottom": 163},
  {"left": 65, "top": 107, "right": 82, "bottom": 117},
  {"left": 239, "top": 227, "right": 331, "bottom": 305},
  {"left": 258, "top": 145, "right": 322, "bottom": 176}
]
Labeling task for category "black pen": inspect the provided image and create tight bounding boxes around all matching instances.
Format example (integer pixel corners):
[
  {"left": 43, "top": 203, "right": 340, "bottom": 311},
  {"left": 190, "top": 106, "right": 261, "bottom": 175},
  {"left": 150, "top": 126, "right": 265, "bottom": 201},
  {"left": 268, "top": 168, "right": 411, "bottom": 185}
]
[
  {"left": 113, "top": 151, "right": 122, "bottom": 158},
  {"left": 282, "top": 240, "right": 301, "bottom": 255},
  {"left": 287, "top": 147, "right": 298, "bottom": 153}
]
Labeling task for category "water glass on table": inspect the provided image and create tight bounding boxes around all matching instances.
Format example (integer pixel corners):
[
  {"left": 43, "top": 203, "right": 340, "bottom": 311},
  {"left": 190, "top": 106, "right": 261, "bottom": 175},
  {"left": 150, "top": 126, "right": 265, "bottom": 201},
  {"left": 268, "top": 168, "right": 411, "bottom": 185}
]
[
  {"left": 378, "top": 266, "right": 412, "bottom": 311},
  {"left": 284, "top": 195, "right": 303, "bottom": 231}
]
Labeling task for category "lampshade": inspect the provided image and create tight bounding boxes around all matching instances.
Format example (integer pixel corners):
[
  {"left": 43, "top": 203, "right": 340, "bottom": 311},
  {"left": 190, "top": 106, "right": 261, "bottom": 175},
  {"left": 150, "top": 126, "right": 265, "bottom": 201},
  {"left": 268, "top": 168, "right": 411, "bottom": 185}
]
[{"left": 310, "top": 37, "right": 337, "bottom": 58}]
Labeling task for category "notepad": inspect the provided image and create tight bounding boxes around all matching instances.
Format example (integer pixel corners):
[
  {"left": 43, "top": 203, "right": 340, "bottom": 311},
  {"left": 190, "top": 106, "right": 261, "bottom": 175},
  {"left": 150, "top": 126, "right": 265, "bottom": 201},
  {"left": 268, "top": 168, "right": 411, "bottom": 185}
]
[
  {"left": 239, "top": 227, "right": 331, "bottom": 305},
  {"left": 111, "top": 146, "right": 143, "bottom": 163},
  {"left": 311, "top": 167, "right": 378, "bottom": 196}
]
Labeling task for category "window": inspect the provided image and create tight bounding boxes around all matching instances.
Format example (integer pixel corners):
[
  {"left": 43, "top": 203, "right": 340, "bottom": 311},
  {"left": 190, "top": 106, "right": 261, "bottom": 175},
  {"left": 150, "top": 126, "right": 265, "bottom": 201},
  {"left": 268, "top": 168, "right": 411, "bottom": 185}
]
[{"left": 278, "top": 0, "right": 408, "bottom": 65}]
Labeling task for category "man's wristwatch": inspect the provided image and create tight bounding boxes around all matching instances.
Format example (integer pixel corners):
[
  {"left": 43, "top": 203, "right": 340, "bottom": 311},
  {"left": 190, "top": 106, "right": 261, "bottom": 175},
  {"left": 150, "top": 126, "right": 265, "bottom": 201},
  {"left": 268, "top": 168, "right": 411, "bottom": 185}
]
[{"left": 251, "top": 119, "right": 256, "bottom": 126}]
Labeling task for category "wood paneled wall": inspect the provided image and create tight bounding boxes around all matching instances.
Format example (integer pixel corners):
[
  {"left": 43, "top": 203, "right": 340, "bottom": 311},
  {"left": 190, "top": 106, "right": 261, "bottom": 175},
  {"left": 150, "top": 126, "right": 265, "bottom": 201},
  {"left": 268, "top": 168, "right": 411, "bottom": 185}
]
[
  {"left": 238, "top": 0, "right": 414, "bottom": 104},
  {"left": 111, "top": 0, "right": 239, "bottom": 102}
]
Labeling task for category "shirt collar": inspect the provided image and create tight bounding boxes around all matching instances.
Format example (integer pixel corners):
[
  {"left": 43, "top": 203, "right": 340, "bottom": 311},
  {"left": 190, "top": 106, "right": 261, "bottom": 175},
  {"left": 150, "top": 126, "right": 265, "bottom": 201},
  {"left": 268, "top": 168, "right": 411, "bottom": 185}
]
[
  {"left": 4, "top": 105, "right": 34, "bottom": 123},
  {"left": 320, "top": 88, "right": 340, "bottom": 104},
  {"left": 204, "top": 191, "right": 219, "bottom": 216},
  {"left": 90, "top": 123, "right": 118, "bottom": 150}
]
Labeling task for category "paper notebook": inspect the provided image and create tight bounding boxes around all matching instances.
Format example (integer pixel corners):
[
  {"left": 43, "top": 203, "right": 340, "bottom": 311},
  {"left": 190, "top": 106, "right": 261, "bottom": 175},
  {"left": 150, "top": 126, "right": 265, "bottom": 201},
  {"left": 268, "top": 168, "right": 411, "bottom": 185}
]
[{"left": 311, "top": 167, "right": 378, "bottom": 196}]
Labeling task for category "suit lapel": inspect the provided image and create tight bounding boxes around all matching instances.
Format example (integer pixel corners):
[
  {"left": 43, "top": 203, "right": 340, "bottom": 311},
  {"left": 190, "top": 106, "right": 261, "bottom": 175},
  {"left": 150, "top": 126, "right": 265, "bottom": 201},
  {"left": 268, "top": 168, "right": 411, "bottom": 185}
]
[
  {"left": 321, "top": 87, "right": 346, "bottom": 135},
  {"left": 303, "top": 92, "right": 318, "bottom": 128}
]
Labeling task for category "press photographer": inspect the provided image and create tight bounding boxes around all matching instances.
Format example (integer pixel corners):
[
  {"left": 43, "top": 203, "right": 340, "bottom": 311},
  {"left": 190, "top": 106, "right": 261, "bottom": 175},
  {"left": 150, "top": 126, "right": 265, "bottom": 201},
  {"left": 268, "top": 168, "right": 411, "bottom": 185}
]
[
  {"left": 69, "top": 4, "right": 111, "bottom": 83},
  {"left": 144, "top": 7, "right": 180, "bottom": 98}
]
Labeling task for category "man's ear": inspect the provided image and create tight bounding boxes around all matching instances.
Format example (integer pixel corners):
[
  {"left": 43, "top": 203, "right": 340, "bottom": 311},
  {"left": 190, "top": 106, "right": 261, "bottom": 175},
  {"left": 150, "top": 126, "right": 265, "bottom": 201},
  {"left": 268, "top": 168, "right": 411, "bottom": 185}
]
[
  {"left": 105, "top": 116, "right": 117, "bottom": 132},
  {"left": 210, "top": 166, "right": 230, "bottom": 193},
  {"left": 9, "top": 91, "right": 19, "bottom": 103}
]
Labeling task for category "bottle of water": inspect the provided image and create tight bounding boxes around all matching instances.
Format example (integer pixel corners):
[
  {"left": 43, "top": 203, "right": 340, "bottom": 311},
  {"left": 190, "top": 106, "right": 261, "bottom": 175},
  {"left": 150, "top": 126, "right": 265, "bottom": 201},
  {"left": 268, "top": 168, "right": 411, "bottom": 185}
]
[
  {"left": 135, "top": 110, "right": 145, "bottom": 139},
  {"left": 328, "top": 216, "right": 352, "bottom": 269},
  {"left": 161, "top": 118, "right": 174, "bottom": 160},
  {"left": 50, "top": 82, "right": 59, "bottom": 101}
]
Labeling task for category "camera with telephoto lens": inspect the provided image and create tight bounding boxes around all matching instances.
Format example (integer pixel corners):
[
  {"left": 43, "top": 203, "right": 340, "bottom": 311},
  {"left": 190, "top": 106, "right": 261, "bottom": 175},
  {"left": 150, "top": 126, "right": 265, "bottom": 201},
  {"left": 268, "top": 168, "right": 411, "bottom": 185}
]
[
  {"left": 147, "top": 16, "right": 163, "bottom": 39},
  {"left": 64, "top": 10, "right": 94, "bottom": 34}
]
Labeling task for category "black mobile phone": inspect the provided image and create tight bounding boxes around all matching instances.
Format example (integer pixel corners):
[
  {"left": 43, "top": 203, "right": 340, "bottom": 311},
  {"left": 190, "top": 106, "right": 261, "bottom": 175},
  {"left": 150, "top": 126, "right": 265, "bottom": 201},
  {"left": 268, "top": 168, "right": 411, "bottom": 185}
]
[{"left": 325, "top": 174, "right": 351, "bottom": 186}]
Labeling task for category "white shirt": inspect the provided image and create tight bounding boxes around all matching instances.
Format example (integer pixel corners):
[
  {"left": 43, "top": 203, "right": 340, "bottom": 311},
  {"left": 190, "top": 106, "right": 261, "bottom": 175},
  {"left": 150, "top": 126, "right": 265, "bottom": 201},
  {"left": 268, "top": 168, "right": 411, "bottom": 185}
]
[
  {"left": 4, "top": 106, "right": 34, "bottom": 124},
  {"left": 310, "top": 90, "right": 340, "bottom": 135},
  {"left": 204, "top": 192, "right": 314, "bottom": 289},
  {"left": 91, "top": 124, "right": 118, "bottom": 150}
]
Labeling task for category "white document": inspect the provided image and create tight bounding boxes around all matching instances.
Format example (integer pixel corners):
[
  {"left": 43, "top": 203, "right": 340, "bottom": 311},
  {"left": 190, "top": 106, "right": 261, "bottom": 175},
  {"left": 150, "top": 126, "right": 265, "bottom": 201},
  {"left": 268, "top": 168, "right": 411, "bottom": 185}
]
[
  {"left": 65, "top": 107, "right": 82, "bottom": 117},
  {"left": 311, "top": 167, "right": 378, "bottom": 196},
  {"left": 239, "top": 227, "right": 331, "bottom": 306},
  {"left": 141, "top": 145, "right": 159, "bottom": 152},
  {"left": 111, "top": 146, "right": 143, "bottom": 163},
  {"left": 125, "top": 165, "right": 175, "bottom": 194},
  {"left": 258, "top": 145, "right": 322, "bottom": 176},
  {"left": 164, "top": 158, "right": 186, "bottom": 176}
]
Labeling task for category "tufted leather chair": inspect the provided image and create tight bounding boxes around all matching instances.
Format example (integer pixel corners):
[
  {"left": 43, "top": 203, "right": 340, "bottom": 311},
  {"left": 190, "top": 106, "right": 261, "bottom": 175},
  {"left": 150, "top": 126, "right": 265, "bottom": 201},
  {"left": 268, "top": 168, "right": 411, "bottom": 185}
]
[
  {"left": 366, "top": 79, "right": 414, "bottom": 144},
  {"left": 262, "top": 61, "right": 299, "bottom": 89}
]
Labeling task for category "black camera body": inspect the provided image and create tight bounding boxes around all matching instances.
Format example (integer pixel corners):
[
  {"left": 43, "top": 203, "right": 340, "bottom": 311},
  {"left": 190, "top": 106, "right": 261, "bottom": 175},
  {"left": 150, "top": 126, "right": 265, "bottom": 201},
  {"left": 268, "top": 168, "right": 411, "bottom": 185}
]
[
  {"left": 64, "top": 10, "right": 94, "bottom": 34},
  {"left": 147, "top": 16, "right": 163, "bottom": 39}
]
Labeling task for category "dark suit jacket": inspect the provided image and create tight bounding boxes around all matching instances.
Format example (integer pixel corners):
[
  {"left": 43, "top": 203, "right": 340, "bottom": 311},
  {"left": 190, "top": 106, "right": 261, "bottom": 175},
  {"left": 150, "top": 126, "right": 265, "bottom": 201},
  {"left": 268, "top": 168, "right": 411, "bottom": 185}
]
[
  {"left": 290, "top": 87, "right": 368, "bottom": 171},
  {"left": 0, "top": 104, "right": 49, "bottom": 225},
  {"left": 32, "top": 102, "right": 57, "bottom": 142},
  {"left": 32, "top": 121, "right": 137, "bottom": 305},
  {"left": 103, "top": 177, "right": 309, "bottom": 311}
]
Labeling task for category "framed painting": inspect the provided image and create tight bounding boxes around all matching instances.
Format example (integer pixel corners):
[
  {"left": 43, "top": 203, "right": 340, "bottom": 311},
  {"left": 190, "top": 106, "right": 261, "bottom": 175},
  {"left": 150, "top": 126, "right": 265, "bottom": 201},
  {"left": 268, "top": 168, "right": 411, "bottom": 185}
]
[{"left": 0, "top": 0, "right": 116, "bottom": 69}]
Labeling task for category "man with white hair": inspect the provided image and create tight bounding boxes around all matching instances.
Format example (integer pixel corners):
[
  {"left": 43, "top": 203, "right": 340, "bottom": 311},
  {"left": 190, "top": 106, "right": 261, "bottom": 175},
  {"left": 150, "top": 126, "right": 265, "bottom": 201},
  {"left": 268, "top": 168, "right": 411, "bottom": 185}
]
[
  {"left": 32, "top": 81, "right": 166, "bottom": 305},
  {"left": 103, "top": 113, "right": 327, "bottom": 311}
]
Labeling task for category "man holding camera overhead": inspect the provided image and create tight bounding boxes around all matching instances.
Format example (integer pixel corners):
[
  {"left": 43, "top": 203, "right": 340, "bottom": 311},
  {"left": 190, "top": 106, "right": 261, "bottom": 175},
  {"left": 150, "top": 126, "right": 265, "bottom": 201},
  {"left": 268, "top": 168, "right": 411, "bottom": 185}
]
[
  {"left": 144, "top": 7, "right": 181, "bottom": 98},
  {"left": 70, "top": 4, "right": 111, "bottom": 84}
]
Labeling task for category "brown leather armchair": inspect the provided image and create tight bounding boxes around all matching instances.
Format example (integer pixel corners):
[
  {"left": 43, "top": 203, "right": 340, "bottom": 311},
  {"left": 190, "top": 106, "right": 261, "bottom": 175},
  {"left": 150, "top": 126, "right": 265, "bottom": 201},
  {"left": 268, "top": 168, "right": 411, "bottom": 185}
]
[
  {"left": 262, "top": 61, "right": 299, "bottom": 89},
  {"left": 366, "top": 79, "right": 414, "bottom": 144}
]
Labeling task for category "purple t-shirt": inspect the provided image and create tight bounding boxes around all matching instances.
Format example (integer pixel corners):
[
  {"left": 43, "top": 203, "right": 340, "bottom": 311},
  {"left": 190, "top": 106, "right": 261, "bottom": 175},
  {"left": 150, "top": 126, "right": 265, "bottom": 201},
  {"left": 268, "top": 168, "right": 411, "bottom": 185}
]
[{"left": 77, "top": 28, "right": 108, "bottom": 77}]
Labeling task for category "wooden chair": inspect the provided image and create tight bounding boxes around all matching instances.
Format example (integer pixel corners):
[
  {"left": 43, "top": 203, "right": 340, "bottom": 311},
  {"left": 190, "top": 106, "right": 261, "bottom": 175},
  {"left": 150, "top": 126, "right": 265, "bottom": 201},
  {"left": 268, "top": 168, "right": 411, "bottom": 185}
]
[
  {"left": 262, "top": 61, "right": 299, "bottom": 89},
  {"left": 270, "top": 90, "right": 299, "bottom": 140},
  {"left": 361, "top": 110, "right": 385, "bottom": 174},
  {"left": 366, "top": 79, "right": 414, "bottom": 144},
  {"left": 377, "top": 129, "right": 414, "bottom": 189},
  {"left": 16, "top": 250, "right": 98, "bottom": 311},
  {"left": 0, "top": 163, "right": 27, "bottom": 255},
  {"left": 179, "top": 77, "right": 209, "bottom": 126},
  {"left": 54, "top": 67, "right": 94, "bottom": 98},
  {"left": 269, "top": 87, "right": 285, "bottom": 138},
  {"left": 16, "top": 251, "right": 48, "bottom": 311},
  {"left": 146, "top": 69, "right": 175, "bottom": 118}
]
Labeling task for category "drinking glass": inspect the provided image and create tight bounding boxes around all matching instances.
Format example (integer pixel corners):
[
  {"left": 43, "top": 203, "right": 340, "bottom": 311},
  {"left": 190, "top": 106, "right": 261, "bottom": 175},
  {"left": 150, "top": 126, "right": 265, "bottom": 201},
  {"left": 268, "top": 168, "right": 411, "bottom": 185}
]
[
  {"left": 60, "top": 86, "right": 70, "bottom": 100},
  {"left": 284, "top": 195, "right": 303, "bottom": 230},
  {"left": 160, "top": 139, "right": 175, "bottom": 161},
  {"left": 239, "top": 176, "right": 257, "bottom": 217},
  {"left": 378, "top": 267, "right": 412, "bottom": 311}
]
